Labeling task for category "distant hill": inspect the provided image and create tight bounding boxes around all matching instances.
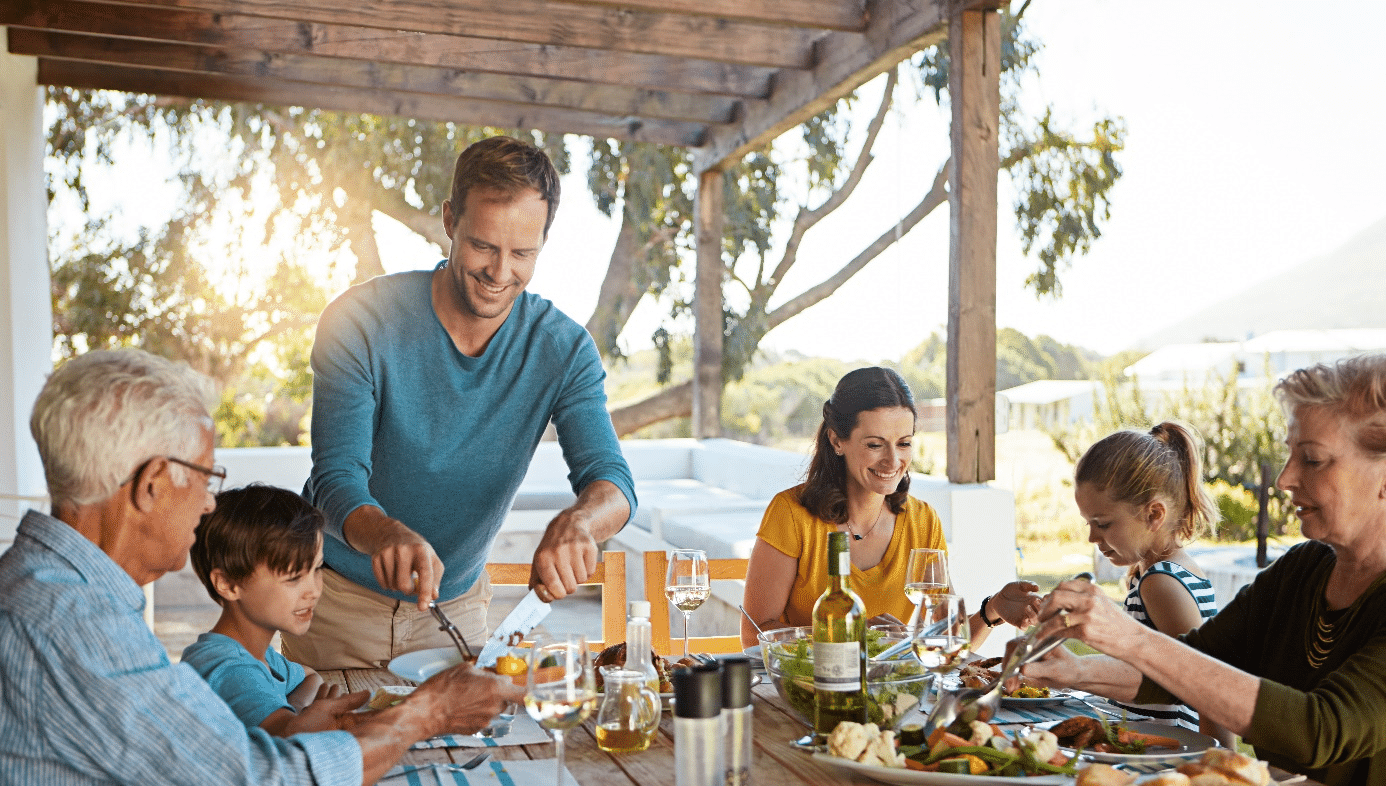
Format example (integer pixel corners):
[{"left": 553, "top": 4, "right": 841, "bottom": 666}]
[{"left": 1133, "top": 215, "right": 1386, "bottom": 350}]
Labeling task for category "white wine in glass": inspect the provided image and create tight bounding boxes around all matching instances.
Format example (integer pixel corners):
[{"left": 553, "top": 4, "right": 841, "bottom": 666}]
[
  {"left": 903, "top": 548, "right": 950, "bottom": 628},
  {"left": 664, "top": 549, "right": 710, "bottom": 657},
  {"left": 524, "top": 633, "right": 597, "bottom": 786},
  {"left": 911, "top": 593, "right": 970, "bottom": 673}
]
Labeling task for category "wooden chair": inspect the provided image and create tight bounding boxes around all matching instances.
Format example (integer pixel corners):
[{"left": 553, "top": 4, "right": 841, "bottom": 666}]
[
  {"left": 643, "top": 550, "right": 749, "bottom": 657},
  {"left": 485, "top": 550, "right": 626, "bottom": 650}
]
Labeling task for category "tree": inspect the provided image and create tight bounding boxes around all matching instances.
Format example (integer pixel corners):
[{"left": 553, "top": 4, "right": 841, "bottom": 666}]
[{"left": 45, "top": 5, "right": 1123, "bottom": 443}]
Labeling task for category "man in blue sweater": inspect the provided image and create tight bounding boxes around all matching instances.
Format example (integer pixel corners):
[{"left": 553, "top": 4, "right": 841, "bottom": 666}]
[{"left": 285, "top": 136, "right": 637, "bottom": 669}]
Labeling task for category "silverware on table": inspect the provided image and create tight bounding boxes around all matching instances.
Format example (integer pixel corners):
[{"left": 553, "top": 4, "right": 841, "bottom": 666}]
[
  {"left": 392, "top": 751, "right": 492, "bottom": 777},
  {"left": 428, "top": 600, "right": 474, "bottom": 661}
]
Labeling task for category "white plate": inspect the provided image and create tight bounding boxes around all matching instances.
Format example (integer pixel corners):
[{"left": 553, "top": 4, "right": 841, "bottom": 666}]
[
  {"left": 388, "top": 646, "right": 467, "bottom": 683},
  {"left": 742, "top": 644, "right": 763, "bottom": 661},
  {"left": 811, "top": 753, "right": 1068, "bottom": 785},
  {"left": 1052, "top": 720, "right": 1217, "bottom": 764}
]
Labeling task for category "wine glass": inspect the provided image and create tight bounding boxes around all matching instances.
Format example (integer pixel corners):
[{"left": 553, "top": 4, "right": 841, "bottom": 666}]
[
  {"left": 524, "top": 633, "right": 597, "bottom": 786},
  {"left": 664, "top": 549, "right": 710, "bottom": 657},
  {"left": 903, "top": 548, "right": 951, "bottom": 631},
  {"left": 911, "top": 593, "right": 970, "bottom": 673}
]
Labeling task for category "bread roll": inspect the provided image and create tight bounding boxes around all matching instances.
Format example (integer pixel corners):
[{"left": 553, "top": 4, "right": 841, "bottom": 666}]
[
  {"left": 1201, "top": 748, "right": 1271, "bottom": 786},
  {"left": 1143, "top": 774, "right": 1192, "bottom": 786},
  {"left": 1075, "top": 763, "right": 1136, "bottom": 786}
]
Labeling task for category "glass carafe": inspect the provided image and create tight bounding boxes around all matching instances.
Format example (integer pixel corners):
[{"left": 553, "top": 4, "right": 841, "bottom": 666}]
[{"left": 595, "top": 667, "right": 661, "bottom": 753}]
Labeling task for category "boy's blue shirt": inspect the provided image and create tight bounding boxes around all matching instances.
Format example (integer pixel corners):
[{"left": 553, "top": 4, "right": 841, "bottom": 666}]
[{"left": 181, "top": 632, "right": 307, "bottom": 728}]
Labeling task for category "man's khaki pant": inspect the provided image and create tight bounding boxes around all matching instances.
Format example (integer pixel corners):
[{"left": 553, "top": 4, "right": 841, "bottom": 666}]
[{"left": 281, "top": 567, "right": 493, "bottom": 670}]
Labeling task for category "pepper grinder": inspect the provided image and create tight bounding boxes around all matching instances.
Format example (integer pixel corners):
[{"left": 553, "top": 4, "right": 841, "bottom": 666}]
[{"left": 673, "top": 664, "right": 724, "bottom": 786}]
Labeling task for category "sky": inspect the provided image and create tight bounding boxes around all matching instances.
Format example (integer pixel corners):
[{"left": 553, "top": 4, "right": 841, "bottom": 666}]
[
  {"left": 80, "top": 0, "right": 1386, "bottom": 363},
  {"left": 378, "top": 0, "right": 1386, "bottom": 362}
]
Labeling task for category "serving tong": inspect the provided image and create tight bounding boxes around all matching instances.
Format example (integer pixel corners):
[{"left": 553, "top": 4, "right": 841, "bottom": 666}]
[{"left": 920, "top": 572, "right": 1093, "bottom": 737}]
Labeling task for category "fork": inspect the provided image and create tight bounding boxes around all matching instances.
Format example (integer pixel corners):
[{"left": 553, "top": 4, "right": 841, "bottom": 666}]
[
  {"left": 428, "top": 600, "right": 474, "bottom": 661},
  {"left": 391, "top": 751, "right": 492, "bottom": 777}
]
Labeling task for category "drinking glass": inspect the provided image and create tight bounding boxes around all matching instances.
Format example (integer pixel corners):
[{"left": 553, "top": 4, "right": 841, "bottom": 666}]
[
  {"left": 664, "top": 549, "right": 710, "bottom": 657},
  {"left": 911, "top": 593, "right": 970, "bottom": 673},
  {"left": 903, "top": 548, "right": 951, "bottom": 631},
  {"left": 524, "top": 633, "right": 597, "bottom": 786}
]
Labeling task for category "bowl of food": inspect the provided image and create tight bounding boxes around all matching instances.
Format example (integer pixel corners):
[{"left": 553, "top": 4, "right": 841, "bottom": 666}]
[{"left": 758, "top": 626, "right": 932, "bottom": 730}]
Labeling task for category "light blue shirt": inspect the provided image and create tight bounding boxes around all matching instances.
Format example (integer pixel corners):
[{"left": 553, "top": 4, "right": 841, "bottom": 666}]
[
  {"left": 304, "top": 266, "right": 637, "bottom": 601},
  {"left": 0, "top": 510, "right": 362, "bottom": 786},
  {"left": 182, "top": 633, "right": 307, "bottom": 728}
]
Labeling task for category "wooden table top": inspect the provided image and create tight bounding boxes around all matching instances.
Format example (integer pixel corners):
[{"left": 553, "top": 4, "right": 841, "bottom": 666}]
[{"left": 321, "top": 668, "right": 1320, "bottom": 785}]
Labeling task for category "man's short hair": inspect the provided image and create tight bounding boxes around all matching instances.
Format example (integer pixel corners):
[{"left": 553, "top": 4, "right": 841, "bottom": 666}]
[
  {"left": 30, "top": 349, "right": 217, "bottom": 509},
  {"left": 449, "top": 135, "right": 561, "bottom": 236},
  {"left": 189, "top": 484, "right": 325, "bottom": 605}
]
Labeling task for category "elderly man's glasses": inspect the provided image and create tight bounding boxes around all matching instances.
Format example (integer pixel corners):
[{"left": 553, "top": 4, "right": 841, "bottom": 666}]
[
  {"left": 166, "top": 457, "right": 227, "bottom": 494},
  {"left": 124, "top": 456, "right": 227, "bottom": 495}
]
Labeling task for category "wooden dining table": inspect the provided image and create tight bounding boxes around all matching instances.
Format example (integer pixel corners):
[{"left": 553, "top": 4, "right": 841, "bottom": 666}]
[{"left": 321, "top": 667, "right": 1321, "bottom": 785}]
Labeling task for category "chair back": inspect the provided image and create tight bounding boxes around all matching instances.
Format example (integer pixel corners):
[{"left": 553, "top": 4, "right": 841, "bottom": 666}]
[
  {"left": 643, "top": 550, "right": 748, "bottom": 657},
  {"left": 485, "top": 551, "right": 626, "bottom": 650}
]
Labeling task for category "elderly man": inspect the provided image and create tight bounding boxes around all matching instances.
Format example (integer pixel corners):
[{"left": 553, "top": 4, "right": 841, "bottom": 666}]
[{"left": 0, "top": 349, "right": 520, "bottom": 786}]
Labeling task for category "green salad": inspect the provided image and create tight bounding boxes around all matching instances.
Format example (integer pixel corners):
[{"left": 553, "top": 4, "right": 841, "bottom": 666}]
[{"left": 769, "top": 629, "right": 930, "bottom": 727}]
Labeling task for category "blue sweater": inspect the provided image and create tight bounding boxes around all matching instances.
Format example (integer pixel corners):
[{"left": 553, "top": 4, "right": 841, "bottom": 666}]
[{"left": 305, "top": 266, "right": 636, "bottom": 602}]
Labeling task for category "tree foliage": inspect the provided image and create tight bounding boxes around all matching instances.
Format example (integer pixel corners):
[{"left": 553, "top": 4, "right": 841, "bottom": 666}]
[{"left": 44, "top": 4, "right": 1124, "bottom": 443}]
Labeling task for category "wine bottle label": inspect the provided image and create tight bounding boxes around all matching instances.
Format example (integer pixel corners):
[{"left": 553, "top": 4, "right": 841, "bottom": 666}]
[{"left": 812, "top": 641, "right": 862, "bottom": 692}]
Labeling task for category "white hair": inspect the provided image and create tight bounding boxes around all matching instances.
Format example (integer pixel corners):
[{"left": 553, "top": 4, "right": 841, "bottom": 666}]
[{"left": 30, "top": 349, "right": 218, "bottom": 508}]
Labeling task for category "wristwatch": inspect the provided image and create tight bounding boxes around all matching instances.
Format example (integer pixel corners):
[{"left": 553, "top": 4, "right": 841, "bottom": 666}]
[{"left": 979, "top": 594, "right": 1003, "bottom": 627}]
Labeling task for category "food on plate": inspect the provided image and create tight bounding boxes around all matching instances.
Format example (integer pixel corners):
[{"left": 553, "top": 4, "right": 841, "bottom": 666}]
[
  {"left": 1175, "top": 748, "right": 1271, "bottom": 786},
  {"left": 592, "top": 641, "right": 699, "bottom": 692},
  {"left": 1074, "top": 762, "right": 1137, "bottom": 785},
  {"left": 1049, "top": 715, "right": 1182, "bottom": 754},
  {"left": 888, "top": 721, "right": 1078, "bottom": 776},
  {"left": 958, "top": 658, "right": 1050, "bottom": 697},
  {"left": 366, "top": 685, "right": 414, "bottom": 710},
  {"left": 826, "top": 721, "right": 907, "bottom": 768},
  {"left": 1143, "top": 774, "right": 1193, "bottom": 786}
]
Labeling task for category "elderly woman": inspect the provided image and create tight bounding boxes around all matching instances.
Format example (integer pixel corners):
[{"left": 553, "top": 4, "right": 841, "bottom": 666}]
[
  {"left": 739, "top": 366, "right": 1041, "bottom": 647},
  {"left": 1024, "top": 353, "right": 1386, "bottom": 786}
]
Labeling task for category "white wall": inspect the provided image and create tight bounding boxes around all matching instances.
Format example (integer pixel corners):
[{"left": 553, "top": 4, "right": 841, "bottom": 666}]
[{"left": 0, "top": 33, "right": 52, "bottom": 542}]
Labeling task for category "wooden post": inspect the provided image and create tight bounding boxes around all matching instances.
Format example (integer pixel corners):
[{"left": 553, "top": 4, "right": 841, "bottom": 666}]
[
  {"left": 692, "top": 168, "right": 724, "bottom": 439},
  {"left": 945, "top": 4, "right": 1001, "bottom": 484}
]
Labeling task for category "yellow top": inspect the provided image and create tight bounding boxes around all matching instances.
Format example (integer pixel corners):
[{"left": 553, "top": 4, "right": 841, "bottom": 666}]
[{"left": 755, "top": 485, "right": 948, "bottom": 626}]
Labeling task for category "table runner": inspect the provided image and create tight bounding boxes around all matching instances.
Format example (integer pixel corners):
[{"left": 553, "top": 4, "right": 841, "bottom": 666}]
[{"left": 381, "top": 759, "right": 577, "bottom": 786}]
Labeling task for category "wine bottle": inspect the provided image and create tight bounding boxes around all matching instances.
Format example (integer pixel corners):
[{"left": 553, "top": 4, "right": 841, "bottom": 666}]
[{"left": 812, "top": 530, "right": 867, "bottom": 738}]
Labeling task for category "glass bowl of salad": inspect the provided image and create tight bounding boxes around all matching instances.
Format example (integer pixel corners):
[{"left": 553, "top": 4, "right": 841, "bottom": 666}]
[{"left": 758, "top": 626, "right": 933, "bottom": 730}]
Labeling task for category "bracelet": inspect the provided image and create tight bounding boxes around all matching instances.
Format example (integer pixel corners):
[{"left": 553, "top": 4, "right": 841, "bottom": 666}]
[{"left": 979, "top": 594, "right": 1003, "bottom": 627}]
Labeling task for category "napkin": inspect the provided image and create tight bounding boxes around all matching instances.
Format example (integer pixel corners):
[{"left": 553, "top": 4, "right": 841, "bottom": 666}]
[
  {"left": 380, "top": 759, "right": 578, "bottom": 786},
  {"left": 411, "top": 712, "right": 551, "bottom": 749}
]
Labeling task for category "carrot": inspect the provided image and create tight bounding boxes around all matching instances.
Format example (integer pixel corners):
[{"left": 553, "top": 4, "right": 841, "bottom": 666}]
[
  {"left": 904, "top": 758, "right": 937, "bottom": 771},
  {"left": 926, "top": 729, "right": 971, "bottom": 751},
  {"left": 1047, "top": 752, "right": 1071, "bottom": 767},
  {"left": 1115, "top": 728, "right": 1182, "bottom": 749}
]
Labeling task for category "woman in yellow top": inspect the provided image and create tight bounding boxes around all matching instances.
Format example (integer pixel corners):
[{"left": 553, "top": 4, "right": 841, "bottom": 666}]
[{"left": 739, "top": 366, "right": 1042, "bottom": 647}]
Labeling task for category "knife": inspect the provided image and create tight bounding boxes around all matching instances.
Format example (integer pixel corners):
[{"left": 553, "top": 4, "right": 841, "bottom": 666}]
[{"left": 476, "top": 588, "right": 552, "bottom": 668}]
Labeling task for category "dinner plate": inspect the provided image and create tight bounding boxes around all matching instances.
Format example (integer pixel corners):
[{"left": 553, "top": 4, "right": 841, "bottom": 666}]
[
  {"left": 1051, "top": 720, "right": 1217, "bottom": 764},
  {"left": 811, "top": 753, "right": 1068, "bottom": 785},
  {"left": 389, "top": 646, "right": 466, "bottom": 683}
]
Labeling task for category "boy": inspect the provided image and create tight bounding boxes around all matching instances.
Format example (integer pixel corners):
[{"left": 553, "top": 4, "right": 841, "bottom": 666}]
[{"left": 183, "top": 484, "right": 344, "bottom": 736}]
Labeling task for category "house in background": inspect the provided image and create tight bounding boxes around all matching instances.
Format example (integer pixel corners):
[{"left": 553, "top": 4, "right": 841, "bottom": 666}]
[
  {"left": 996, "top": 379, "right": 1098, "bottom": 431},
  {"left": 1125, "top": 329, "right": 1386, "bottom": 384}
]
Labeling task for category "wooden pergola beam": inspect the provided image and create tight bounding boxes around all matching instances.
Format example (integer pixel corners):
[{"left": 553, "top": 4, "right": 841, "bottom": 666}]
[
  {"left": 11, "top": 30, "right": 739, "bottom": 124},
  {"left": 561, "top": 0, "right": 866, "bottom": 32},
  {"left": 85, "top": 0, "right": 824, "bottom": 69},
  {"left": 693, "top": 0, "right": 946, "bottom": 172},
  {"left": 0, "top": 0, "right": 776, "bottom": 98},
  {"left": 38, "top": 59, "right": 709, "bottom": 147}
]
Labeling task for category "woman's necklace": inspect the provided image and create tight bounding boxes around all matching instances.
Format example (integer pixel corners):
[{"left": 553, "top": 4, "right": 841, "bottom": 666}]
[{"left": 843, "top": 503, "right": 887, "bottom": 541}]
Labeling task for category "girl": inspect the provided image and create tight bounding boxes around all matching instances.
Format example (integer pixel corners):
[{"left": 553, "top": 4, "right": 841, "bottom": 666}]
[{"left": 1074, "top": 421, "right": 1223, "bottom": 738}]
